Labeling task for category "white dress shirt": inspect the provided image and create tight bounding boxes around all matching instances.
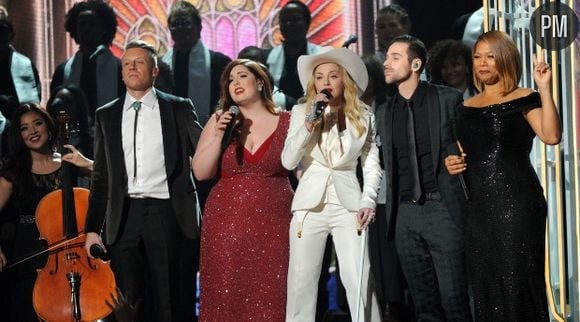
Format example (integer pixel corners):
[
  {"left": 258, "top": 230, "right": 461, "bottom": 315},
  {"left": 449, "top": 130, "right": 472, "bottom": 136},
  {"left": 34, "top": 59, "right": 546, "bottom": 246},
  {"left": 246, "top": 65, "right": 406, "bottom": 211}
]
[{"left": 122, "top": 88, "right": 170, "bottom": 199}]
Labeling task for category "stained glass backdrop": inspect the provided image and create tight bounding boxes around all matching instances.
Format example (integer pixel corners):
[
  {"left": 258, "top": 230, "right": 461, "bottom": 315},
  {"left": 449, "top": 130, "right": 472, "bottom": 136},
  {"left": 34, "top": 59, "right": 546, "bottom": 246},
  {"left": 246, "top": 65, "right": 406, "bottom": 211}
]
[{"left": 108, "top": 0, "right": 361, "bottom": 59}]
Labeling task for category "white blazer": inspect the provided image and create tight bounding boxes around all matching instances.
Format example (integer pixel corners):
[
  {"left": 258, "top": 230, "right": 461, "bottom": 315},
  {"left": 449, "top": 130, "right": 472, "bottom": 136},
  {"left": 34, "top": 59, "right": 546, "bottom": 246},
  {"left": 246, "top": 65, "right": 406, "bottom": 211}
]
[{"left": 282, "top": 103, "right": 382, "bottom": 212}]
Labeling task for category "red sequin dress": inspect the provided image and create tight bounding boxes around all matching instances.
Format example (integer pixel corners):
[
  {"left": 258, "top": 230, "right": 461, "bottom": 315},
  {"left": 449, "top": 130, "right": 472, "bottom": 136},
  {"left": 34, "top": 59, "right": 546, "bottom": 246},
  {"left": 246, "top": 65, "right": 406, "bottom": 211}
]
[{"left": 199, "top": 112, "right": 292, "bottom": 322}]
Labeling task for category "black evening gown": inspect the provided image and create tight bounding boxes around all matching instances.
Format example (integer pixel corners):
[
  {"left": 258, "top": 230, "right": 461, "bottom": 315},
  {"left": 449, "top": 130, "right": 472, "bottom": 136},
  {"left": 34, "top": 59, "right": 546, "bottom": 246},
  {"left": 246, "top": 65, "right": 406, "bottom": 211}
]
[
  {"left": 3, "top": 170, "right": 61, "bottom": 322},
  {"left": 458, "top": 92, "right": 549, "bottom": 321}
]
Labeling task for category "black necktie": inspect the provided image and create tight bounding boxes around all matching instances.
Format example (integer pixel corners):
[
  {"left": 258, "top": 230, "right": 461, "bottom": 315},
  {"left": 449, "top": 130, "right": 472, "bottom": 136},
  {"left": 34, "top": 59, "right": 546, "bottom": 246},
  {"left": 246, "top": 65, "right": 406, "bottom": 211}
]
[
  {"left": 131, "top": 101, "right": 142, "bottom": 181},
  {"left": 406, "top": 100, "right": 422, "bottom": 201}
]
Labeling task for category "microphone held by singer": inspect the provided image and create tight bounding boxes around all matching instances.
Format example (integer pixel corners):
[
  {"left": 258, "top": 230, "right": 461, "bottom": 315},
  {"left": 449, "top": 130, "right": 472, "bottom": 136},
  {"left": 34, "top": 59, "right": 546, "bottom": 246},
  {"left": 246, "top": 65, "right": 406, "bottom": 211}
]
[
  {"left": 90, "top": 244, "right": 110, "bottom": 261},
  {"left": 221, "top": 105, "right": 240, "bottom": 150},
  {"left": 306, "top": 89, "right": 333, "bottom": 123}
]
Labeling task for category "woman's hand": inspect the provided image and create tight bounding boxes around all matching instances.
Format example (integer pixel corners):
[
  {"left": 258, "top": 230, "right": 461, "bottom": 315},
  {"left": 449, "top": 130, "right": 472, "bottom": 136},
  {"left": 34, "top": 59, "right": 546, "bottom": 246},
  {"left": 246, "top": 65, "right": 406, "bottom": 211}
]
[
  {"left": 445, "top": 141, "right": 467, "bottom": 175},
  {"left": 214, "top": 110, "right": 237, "bottom": 140},
  {"left": 445, "top": 154, "right": 467, "bottom": 175},
  {"left": 356, "top": 207, "right": 376, "bottom": 231},
  {"left": 305, "top": 93, "right": 329, "bottom": 132},
  {"left": 62, "top": 144, "right": 93, "bottom": 171},
  {"left": 533, "top": 51, "right": 551, "bottom": 92}
]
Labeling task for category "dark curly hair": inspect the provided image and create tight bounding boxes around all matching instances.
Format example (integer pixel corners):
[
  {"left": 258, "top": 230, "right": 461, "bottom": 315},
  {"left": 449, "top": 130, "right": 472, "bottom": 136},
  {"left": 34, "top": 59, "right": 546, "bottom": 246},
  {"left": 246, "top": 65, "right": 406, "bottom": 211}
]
[
  {"left": 426, "top": 39, "right": 475, "bottom": 94},
  {"left": 64, "top": 0, "right": 117, "bottom": 46},
  {"left": 1, "top": 104, "right": 56, "bottom": 192}
]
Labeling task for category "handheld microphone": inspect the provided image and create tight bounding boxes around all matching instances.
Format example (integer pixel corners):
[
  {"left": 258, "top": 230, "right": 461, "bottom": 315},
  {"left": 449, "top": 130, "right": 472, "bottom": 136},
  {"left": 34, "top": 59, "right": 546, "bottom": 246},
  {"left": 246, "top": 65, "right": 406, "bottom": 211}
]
[
  {"left": 307, "top": 89, "right": 333, "bottom": 122},
  {"left": 221, "top": 105, "right": 240, "bottom": 150},
  {"left": 447, "top": 143, "right": 470, "bottom": 201},
  {"left": 342, "top": 35, "right": 358, "bottom": 48},
  {"left": 89, "top": 244, "right": 109, "bottom": 261}
]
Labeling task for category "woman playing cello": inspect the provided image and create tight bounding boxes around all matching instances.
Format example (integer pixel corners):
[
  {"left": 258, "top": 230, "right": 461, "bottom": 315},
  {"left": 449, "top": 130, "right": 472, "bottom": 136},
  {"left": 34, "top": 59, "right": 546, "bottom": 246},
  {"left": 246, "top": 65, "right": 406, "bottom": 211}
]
[{"left": 0, "top": 103, "right": 93, "bottom": 321}]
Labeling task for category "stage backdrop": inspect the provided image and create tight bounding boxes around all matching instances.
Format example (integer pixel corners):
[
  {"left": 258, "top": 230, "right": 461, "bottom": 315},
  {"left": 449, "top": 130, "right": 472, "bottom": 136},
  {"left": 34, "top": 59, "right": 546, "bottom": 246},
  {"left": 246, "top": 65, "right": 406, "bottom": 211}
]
[{"left": 109, "top": 0, "right": 361, "bottom": 59}]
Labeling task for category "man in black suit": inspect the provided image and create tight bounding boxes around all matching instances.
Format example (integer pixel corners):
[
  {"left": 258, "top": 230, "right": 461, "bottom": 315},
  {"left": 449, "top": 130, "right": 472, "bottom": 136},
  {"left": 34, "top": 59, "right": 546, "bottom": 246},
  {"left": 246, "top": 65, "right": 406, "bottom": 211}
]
[
  {"left": 375, "top": 35, "right": 471, "bottom": 321},
  {"left": 84, "top": 40, "right": 202, "bottom": 322}
]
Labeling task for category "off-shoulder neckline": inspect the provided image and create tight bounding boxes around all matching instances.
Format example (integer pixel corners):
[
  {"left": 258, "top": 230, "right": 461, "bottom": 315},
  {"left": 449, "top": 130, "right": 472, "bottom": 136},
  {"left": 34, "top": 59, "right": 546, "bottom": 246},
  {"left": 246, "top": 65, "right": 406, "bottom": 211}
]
[{"left": 463, "top": 92, "right": 538, "bottom": 110}]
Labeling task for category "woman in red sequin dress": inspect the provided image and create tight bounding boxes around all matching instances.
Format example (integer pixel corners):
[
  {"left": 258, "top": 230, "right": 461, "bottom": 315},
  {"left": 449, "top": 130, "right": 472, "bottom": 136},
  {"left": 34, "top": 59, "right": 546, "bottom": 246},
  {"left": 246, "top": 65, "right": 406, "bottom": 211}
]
[{"left": 193, "top": 59, "right": 292, "bottom": 321}]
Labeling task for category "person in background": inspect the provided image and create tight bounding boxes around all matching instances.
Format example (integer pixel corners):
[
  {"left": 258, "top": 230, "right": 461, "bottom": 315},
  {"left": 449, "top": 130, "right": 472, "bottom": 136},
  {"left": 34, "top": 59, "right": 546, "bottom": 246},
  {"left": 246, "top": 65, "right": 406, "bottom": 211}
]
[
  {"left": 0, "top": 14, "right": 41, "bottom": 122},
  {"left": 361, "top": 55, "right": 388, "bottom": 112},
  {"left": 162, "top": 6, "right": 230, "bottom": 315},
  {"left": 51, "top": 0, "right": 124, "bottom": 121},
  {"left": 161, "top": 0, "right": 231, "bottom": 126},
  {"left": 427, "top": 39, "right": 477, "bottom": 99},
  {"left": 46, "top": 85, "right": 92, "bottom": 159},
  {"left": 282, "top": 47, "right": 382, "bottom": 322},
  {"left": 83, "top": 40, "right": 202, "bottom": 322},
  {"left": 0, "top": 104, "right": 93, "bottom": 322},
  {"left": 378, "top": 35, "right": 471, "bottom": 321},
  {"left": 445, "top": 30, "right": 560, "bottom": 321},
  {"left": 375, "top": 4, "right": 411, "bottom": 63},
  {"left": 238, "top": 45, "right": 296, "bottom": 110},
  {"left": 193, "top": 59, "right": 292, "bottom": 321},
  {"left": 266, "top": 1, "right": 323, "bottom": 105},
  {"left": 154, "top": 60, "right": 175, "bottom": 94}
]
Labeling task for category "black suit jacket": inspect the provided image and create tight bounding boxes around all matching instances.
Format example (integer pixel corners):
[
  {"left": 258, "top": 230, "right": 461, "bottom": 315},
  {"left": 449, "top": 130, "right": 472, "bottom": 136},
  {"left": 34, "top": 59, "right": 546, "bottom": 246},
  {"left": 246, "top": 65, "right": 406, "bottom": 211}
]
[
  {"left": 84, "top": 89, "right": 203, "bottom": 244},
  {"left": 375, "top": 82, "right": 466, "bottom": 240}
]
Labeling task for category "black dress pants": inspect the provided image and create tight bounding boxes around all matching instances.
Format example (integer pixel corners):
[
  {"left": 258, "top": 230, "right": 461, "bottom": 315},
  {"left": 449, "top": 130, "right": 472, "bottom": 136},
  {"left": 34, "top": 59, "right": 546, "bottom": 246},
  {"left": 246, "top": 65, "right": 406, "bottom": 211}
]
[
  {"left": 109, "top": 198, "right": 183, "bottom": 322},
  {"left": 395, "top": 199, "right": 471, "bottom": 322}
]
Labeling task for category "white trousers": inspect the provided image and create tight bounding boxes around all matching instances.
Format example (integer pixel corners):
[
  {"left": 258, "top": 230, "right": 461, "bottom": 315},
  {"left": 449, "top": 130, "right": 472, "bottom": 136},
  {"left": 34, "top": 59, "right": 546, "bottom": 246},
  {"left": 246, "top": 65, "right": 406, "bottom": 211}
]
[{"left": 286, "top": 203, "right": 381, "bottom": 322}]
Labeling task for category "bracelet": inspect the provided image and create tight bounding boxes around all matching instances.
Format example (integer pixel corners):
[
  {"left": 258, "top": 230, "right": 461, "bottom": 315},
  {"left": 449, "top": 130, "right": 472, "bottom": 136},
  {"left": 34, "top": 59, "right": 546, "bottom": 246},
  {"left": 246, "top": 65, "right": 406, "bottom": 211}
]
[{"left": 305, "top": 100, "right": 322, "bottom": 123}]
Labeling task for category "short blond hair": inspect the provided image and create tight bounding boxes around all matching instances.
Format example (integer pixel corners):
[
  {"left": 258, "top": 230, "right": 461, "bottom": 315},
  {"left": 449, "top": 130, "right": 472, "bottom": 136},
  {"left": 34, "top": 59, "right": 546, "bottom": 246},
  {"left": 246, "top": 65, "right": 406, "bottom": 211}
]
[{"left": 125, "top": 40, "right": 158, "bottom": 67}]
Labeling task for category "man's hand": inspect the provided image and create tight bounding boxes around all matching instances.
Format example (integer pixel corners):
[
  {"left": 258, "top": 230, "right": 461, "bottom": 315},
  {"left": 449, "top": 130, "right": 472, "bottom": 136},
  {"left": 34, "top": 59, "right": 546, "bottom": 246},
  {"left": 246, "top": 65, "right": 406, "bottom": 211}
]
[{"left": 84, "top": 232, "right": 105, "bottom": 259}]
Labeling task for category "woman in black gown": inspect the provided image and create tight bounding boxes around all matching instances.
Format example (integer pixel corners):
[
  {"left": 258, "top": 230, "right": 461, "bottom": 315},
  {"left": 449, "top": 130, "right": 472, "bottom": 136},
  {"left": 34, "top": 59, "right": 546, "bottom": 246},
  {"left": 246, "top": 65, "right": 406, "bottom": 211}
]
[
  {"left": 445, "top": 31, "right": 561, "bottom": 321},
  {"left": 0, "top": 104, "right": 93, "bottom": 321}
]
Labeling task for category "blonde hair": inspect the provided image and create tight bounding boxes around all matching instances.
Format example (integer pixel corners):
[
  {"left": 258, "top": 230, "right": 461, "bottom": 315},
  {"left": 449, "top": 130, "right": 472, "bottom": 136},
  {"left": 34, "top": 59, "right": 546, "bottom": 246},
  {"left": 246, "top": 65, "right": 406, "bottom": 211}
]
[
  {"left": 304, "top": 64, "right": 366, "bottom": 137},
  {"left": 472, "top": 30, "right": 521, "bottom": 96}
]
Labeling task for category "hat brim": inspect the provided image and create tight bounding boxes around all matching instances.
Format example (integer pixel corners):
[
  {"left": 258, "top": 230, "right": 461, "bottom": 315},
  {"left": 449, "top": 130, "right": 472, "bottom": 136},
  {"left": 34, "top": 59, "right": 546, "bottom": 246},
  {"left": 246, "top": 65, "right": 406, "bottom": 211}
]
[{"left": 297, "top": 47, "right": 368, "bottom": 95}]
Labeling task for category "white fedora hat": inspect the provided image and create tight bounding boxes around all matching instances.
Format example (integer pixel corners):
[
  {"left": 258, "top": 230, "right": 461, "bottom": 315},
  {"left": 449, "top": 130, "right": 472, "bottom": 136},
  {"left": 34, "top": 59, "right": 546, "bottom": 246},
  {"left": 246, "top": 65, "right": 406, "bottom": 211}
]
[{"left": 297, "top": 46, "right": 368, "bottom": 94}]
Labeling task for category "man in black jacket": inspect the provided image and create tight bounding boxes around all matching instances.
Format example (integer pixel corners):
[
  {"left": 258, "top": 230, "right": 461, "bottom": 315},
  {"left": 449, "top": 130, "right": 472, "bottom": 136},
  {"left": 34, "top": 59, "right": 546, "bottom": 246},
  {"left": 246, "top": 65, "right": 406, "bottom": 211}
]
[
  {"left": 84, "top": 40, "right": 202, "bottom": 322},
  {"left": 376, "top": 35, "right": 471, "bottom": 321}
]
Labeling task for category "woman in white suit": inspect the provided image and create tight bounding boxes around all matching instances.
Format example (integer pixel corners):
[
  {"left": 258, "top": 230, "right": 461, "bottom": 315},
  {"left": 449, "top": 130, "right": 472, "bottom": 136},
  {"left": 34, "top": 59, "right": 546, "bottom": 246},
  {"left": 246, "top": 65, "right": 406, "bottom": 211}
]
[{"left": 282, "top": 47, "right": 382, "bottom": 322}]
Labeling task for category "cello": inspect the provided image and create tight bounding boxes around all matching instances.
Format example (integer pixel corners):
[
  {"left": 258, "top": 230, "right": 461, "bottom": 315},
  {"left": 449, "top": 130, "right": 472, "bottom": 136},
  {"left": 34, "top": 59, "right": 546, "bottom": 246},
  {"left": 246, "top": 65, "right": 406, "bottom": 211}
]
[{"left": 32, "top": 111, "right": 116, "bottom": 322}]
